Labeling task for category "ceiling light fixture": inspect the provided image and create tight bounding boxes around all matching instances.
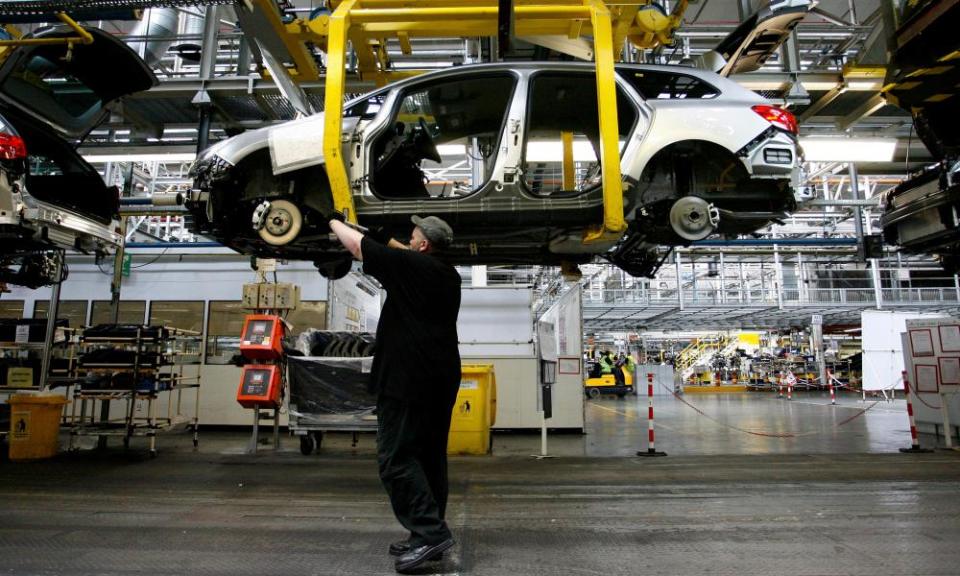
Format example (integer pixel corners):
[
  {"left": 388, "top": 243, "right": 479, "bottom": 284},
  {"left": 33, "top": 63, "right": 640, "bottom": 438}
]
[
  {"left": 82, "top": 153, "right": 198, "bottom": 163},
  {"left": 799, "top": 138, "right": 897, "bottom": 162}
]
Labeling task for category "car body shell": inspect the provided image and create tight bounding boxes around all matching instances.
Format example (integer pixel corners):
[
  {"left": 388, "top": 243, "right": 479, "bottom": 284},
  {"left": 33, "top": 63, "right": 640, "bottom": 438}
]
[
  {"left": 0, "top": 25, "right": 157, "bottom": 286},
  {"left": 187, "top": 61, "right": 801, "bottom": 275}
]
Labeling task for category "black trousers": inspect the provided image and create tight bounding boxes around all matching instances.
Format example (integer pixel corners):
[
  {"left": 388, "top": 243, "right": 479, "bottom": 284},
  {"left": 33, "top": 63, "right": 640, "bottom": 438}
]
[
  {"left": 376, "top": 393, "right": 455, "bottom": 546},
  {"left": 613, "top": 366, "right": 625, "bottom": 386}
]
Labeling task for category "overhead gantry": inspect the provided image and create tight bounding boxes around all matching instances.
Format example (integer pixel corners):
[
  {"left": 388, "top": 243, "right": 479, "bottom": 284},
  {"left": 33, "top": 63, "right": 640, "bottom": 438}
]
[{"left": 240, "top": 0, "right": 690, "bottom": 247}]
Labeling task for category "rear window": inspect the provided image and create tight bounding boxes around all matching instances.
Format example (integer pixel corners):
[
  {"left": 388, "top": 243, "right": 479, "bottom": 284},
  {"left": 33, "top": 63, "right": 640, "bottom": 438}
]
[
  {"left": 620, "top": 69, "right": 719, "bottom": 100},
  {"left": 1, "top": 54, "right": 103, "bottom": 132}
]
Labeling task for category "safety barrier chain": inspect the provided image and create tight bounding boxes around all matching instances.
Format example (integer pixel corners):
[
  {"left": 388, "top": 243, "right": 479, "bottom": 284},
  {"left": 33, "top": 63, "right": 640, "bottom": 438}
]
[
  {"left": 906, "top": 383, "right": 944, "bottom": 410},
  {"left": 0, "top": 0, "right": 233, "bottom": 16},
  {"left": 664, "top": 377, "right": 901, "bottom": 439},
  {"left": 823, "top": 371, "right": 943, "bottom": 410}
]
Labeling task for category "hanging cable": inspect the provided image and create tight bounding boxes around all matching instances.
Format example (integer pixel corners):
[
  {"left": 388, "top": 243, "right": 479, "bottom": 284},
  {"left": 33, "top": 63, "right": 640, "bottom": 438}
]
[
  {"left": 684, "top": 0, "right": 712, "bottom": 24},
  {"left": 130, "top": 248, "right": 170, "bottom": 269}
]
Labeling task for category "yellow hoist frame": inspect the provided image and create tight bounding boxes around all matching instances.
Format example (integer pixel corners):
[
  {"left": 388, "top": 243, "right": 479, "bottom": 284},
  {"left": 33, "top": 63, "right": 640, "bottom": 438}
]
[{"left": 254, "top": 0, "right": 689, "bottom": 246}]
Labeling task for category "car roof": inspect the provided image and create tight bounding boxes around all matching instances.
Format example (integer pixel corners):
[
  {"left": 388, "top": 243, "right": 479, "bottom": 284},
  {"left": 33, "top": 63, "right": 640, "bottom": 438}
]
[{"left": 345, "top": 60, "right": 756, "bottom": 108}]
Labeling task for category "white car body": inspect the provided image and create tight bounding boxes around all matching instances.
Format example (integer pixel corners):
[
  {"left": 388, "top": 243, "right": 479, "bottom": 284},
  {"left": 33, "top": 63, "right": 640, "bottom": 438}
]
[{"left": 187, "top": 62, "right": 801, "bottom": 278}]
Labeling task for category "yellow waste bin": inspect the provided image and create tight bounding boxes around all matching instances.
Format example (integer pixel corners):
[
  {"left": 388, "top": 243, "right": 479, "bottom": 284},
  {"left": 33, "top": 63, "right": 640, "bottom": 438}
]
[
  {"left": 8, "top": 393, "right": 67, "bottom": 461},
  {"left": 447, "top": 364, "right": 496, "bottom": 455}
]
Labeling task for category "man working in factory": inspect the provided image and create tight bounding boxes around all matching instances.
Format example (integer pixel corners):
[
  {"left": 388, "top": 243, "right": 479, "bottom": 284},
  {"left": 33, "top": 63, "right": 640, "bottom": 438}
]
[{"left": 327, "top": 212, "right": 461, "bottom": 574}]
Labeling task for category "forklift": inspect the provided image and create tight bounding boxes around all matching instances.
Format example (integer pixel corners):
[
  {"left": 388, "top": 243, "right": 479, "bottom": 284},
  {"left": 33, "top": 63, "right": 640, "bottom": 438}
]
[{"left": 584, "top": 356, "right": 634, "bottom": 399}]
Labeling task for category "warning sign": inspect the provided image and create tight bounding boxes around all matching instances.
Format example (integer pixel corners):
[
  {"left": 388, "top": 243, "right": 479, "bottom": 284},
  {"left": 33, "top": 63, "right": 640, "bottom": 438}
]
[
  {"left": 7, "top": 367, "right": 34, "bottom": 388},
  {"left": 12, "top": 410, "right": 30, "bottom": 440}
]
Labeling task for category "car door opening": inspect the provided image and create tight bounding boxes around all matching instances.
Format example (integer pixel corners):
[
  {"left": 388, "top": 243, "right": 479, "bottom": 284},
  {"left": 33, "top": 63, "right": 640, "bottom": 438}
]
[{"left": 368, "top": 73, "right": 516, "bottom": 200}]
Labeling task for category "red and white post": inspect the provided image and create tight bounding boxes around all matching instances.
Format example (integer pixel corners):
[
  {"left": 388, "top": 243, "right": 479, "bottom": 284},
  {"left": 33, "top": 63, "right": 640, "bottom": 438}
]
[
  {"left": 787, "top": 371, "right": 794, "bottom": 401},
  {"left": 900, "top": 370, "right": 932, "bottom": 453},
  {"left": 637, "top": 372, "right": 667, "bottom": 457},
  {"left": 827, "top": 369, "right": 836, "bottom": 405}
]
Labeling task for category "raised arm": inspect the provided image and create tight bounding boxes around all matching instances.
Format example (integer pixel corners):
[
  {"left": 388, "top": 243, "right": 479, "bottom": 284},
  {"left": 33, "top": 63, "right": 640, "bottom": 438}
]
[{"left": 329, "top": 219, "right": 364, "bottom": 261}]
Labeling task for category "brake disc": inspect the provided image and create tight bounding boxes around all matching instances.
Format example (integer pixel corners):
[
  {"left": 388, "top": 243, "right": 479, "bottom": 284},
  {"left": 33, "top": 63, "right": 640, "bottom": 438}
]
[
  {"left": 257, "top": 199, "right": 302, "bottom": 246},
  {"left": 669, "top": 196, "right": 718, "bottom": 241}
]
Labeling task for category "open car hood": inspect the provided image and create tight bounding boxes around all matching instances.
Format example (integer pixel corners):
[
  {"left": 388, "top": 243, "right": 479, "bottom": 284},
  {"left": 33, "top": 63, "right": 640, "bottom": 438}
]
[{"left": 0, "top": 25, "right": 157, "bottom": 139}]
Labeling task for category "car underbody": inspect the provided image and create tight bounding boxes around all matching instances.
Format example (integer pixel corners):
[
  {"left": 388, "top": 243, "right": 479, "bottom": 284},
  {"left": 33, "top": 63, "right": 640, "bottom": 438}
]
[{"left": 188, "top": 139, "right": 795, "bottom": 278}]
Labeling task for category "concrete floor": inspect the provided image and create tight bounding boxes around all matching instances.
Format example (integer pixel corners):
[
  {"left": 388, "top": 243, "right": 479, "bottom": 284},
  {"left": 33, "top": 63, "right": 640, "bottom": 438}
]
[
  {"left": 577, "top": 389, "right": 918, "bottom": 456},
  {"left": 2, "top": 390, "right": 959, "bottom": 576}
]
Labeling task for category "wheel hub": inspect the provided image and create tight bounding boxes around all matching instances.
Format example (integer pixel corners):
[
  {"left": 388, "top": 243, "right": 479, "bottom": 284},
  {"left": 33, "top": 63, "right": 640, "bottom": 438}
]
[
  {"left": 669, "top": 196, "right": 718, "bottom": 241},
  {"left": 255, "top": 199, "right": 303, "bottom": 246}
]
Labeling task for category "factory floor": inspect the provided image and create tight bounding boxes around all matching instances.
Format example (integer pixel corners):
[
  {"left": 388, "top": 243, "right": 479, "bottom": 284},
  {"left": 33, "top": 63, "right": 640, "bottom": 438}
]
[{"left": 2, "top": 390, "right": 959, "bottom": 576}]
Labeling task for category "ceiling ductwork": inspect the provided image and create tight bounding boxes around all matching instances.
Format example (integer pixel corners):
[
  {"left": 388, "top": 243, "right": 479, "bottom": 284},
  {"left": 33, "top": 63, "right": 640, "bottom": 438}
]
[{"left": 128, "top": 8, "right": 206, "bottom": 67}]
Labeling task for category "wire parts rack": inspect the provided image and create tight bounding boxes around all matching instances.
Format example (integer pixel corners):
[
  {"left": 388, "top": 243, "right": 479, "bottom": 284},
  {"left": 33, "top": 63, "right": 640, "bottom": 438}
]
[{"left": 65, "top": 325, "right": 202, "bottom": 457}]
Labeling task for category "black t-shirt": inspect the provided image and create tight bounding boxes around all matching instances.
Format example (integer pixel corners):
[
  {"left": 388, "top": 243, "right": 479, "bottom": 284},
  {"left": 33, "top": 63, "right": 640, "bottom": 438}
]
[{"left": 362, "top": 237, "right": 462, "bottom": 403}]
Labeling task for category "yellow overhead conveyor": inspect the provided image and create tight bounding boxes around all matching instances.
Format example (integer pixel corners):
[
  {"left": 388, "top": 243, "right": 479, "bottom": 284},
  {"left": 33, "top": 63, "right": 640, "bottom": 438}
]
[{"left": 247, "top": 0, "right": 689, "bottom": 244}]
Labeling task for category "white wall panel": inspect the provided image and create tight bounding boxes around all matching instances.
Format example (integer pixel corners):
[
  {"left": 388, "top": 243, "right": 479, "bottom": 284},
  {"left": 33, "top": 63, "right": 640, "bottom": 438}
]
[{"left": 862, "top": 310, "right": 947, "bottom": 391}]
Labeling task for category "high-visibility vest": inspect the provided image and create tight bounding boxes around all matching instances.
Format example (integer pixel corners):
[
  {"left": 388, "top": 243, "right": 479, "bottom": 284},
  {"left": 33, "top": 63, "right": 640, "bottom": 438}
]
[{"left": 599, "top": 355, "right": 614, "bottom": 374}]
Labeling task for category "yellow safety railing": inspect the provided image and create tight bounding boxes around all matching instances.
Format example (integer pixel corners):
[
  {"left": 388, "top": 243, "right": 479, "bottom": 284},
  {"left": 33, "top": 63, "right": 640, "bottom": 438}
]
[{"left": 675, "top": 335, "right": 729, "bottom": 375}]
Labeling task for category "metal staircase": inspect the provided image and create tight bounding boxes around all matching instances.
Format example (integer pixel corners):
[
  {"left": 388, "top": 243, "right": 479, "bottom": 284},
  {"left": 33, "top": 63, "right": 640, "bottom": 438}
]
[{"left": 675, "top": 335, "right": 729, "bottom": 380}]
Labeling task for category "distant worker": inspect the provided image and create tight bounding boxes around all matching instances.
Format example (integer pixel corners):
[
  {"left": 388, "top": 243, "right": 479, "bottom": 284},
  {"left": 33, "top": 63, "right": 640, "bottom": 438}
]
[
  {"left": 599, "top": 350, "right": 616, "bottom": 377},
  {"left": 327, "top": 212, "right": 461, "bottom": 574},
  {"left": 617, "top": 352, "right": 636, "bottom": 386},
  {"left": 597, "top": 350, "right": 623, "bottom": 387}
]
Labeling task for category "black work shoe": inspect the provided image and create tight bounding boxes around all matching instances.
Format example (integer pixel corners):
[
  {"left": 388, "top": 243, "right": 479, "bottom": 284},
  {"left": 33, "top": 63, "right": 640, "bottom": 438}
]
[
  {"left": 388, "top": 540, "right": 411, "bottom": 556},
  {"left": 389, "top": 540, "right": 444, "bottom": 559},
  {"left": 394, "top": 538, "right": 454, "bottom": 573}
]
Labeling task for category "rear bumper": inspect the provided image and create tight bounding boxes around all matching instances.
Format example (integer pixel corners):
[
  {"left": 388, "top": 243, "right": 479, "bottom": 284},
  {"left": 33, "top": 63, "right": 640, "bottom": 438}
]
[
  {"left": 740, "top": 129, "right": 800, "bottom": 179},
  {"left": 0, "top": 204, "right": 120, "bottom": 255}
]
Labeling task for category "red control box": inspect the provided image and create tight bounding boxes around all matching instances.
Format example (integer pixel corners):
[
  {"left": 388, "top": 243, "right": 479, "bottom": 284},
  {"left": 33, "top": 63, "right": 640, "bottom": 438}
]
[
  {"left": 239, "top": 314, "right": 284, "bottom": 360},
  {"left": 236, "top": 365, "right": 282, "bottom": 408}
]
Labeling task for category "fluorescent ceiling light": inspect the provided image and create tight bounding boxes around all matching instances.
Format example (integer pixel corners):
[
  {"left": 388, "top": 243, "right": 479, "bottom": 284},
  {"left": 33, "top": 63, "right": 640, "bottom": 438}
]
[
  {"left": 82, "top": 153, "right": 197, "bottom": 163},
  {"left": 845, "top": 81, "right": 882, "bottom": 90},
  {"left": 799, "top": 138, "right": 896, "bottom": 162},
  {"left": 525, "top": 140, "right": 623, "bottom": 162},
  {"left": 439, "top": 141, "right": 623, "bottom": 161},
  {"left": 436, "top": 144, "right": 465, "bottom": 156}
]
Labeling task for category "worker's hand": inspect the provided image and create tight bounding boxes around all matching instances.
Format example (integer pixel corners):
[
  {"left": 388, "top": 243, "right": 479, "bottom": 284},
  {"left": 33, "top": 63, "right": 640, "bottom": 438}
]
[
  {"left": 321, "top": 206, "right": 346, "bottom": 225},
  {"left": 364, "top": 226, "right": 392, "bottom": 245},
  {"left": 325, "top": 209, "right": 346, "bottom": 223}
]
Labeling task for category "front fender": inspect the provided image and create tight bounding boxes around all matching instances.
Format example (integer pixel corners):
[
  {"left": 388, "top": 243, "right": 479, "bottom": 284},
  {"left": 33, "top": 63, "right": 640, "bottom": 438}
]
[{"left": 193, "top": 114, "right": 360, "bottom": 176}]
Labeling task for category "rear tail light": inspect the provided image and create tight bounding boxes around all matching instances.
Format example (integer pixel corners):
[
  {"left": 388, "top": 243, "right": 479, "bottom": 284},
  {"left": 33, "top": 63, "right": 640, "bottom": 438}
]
[
  {"left": 752, "top": 104, "right": 798, "bottom": 135},
  {"left": 0, "top": 132, "right": 27, "bottom": 160}
]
